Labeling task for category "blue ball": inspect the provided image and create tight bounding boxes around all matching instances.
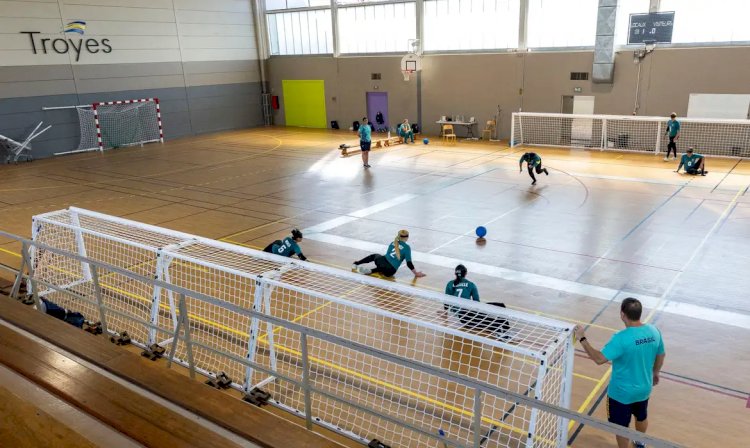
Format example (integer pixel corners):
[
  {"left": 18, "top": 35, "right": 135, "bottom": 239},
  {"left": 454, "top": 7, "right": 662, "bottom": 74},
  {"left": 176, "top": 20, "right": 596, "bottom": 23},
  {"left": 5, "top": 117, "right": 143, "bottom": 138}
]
[
  {"left": 476, "top": 226, "right": 487, "bottom": 238},
  {"left": 423, "top": 138, "right": 429, "bottom": 145}
]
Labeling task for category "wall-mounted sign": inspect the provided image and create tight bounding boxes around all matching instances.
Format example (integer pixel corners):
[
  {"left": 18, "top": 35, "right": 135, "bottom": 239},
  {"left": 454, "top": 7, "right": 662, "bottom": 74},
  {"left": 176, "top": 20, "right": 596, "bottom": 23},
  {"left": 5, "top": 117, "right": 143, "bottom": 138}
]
[
  {"left": 574, "top": 87, "right": 583, "bottom": 93},
  {"left": 628, "top": 12, "right": 675, "bottom": 44},
  {"left": 20, "top": 21, "right": 112, "bottom": 61}
]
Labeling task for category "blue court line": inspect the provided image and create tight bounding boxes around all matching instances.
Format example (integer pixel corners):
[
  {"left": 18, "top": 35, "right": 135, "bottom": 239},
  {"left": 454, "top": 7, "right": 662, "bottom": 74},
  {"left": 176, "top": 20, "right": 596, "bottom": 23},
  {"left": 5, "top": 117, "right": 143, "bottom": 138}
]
[{"left": 575, "top": 183, "right": 687, "bottom": 283}]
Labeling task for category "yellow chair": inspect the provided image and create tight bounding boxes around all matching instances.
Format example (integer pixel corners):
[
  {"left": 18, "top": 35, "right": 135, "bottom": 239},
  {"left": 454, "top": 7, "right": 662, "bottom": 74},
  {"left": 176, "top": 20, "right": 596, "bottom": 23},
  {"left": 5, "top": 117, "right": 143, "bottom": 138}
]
[
  {"left": 482, "top": 120, "right": 496, "bottom": 140},
  {"left": 442, "top": 124, "right": 456, "bottom": 144}
]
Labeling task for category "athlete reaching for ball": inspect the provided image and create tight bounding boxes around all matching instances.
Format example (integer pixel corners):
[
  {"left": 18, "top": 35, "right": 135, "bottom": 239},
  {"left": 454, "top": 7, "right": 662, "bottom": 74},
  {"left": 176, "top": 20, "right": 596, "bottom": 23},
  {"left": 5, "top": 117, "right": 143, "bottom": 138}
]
[
  {"left": 519, "top": 152, "right": 549, "bottom": 185},
  {"left": 263, "top": 228, "right": 307, "bottom": 261},
  {"left": 352, "top": 229, "right": 425, "bottom": 278}
]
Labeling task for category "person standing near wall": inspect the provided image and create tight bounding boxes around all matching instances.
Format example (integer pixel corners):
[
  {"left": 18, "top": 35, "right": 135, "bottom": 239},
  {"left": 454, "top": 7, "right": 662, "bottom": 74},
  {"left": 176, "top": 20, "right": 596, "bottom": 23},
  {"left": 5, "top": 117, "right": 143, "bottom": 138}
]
[
  {"left": 664, "top": 113, "right": 680, "bottom": 161},
  {"left": 359, "top": 117, "right": 372, "bottom": 168}
]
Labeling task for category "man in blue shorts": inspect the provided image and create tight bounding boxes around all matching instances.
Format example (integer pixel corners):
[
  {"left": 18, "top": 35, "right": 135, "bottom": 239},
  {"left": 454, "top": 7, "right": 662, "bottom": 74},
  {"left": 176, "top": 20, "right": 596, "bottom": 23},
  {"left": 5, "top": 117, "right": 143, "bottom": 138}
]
[
  {"left": 574, "top": 298, "right": 666, "bottom": 448},
  {"left": 359, "top": 117, "right": 372, "bottom": 168}
]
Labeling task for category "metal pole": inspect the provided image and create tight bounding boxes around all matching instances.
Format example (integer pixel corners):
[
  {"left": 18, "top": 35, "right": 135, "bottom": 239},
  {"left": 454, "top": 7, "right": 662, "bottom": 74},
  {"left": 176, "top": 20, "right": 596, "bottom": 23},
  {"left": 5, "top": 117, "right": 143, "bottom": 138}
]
[
  {"left": 10, "top": 242, "right": 28, "bottom": 299},
  {"left": 179, "top": 293, "right": 196, "bottom": 379},
  {"left": 21, "top": 242, "right": 41, "bottom": 310},
  {"left": 90, "top": 266, "right": 110, "bottom": 336},
  {"left": 300, "top": 332, "right": 313, "bottom": 431},
  {"left": 473, "top": 388, "right": 483, "bottom": 448}
]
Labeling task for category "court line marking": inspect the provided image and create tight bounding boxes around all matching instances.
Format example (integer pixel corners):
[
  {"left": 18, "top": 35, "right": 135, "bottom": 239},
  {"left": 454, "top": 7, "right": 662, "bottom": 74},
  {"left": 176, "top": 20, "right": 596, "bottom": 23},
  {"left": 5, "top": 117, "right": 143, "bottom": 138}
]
[
  {"left": 304, "top": 194, "right": 419, "bottom": 234},
  {"left": 567, "top": 183, "right": 748, "bottom": 437},
  {"left": 0, "top": 247, "right": 21, "bottom": 258},
  {"left": 303, "top": 232, "right": 750, "bottom": 330}
]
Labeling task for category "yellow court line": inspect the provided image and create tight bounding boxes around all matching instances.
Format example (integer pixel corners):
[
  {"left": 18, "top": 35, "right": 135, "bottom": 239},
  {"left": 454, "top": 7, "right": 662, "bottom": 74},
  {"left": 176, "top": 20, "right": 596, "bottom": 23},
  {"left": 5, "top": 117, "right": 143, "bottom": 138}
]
[{"left": 0, "top": 247, "right": 22, "bottom": 258}]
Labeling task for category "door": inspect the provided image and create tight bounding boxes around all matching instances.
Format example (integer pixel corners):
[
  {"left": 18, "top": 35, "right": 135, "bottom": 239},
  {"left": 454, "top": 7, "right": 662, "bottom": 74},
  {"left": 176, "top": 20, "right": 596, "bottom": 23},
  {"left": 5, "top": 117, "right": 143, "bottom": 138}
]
[
  {"left": 282, "top": 80, "right": 327, "bottom": 128},
  {"left": 571, "top": 95, "right": 595, "bottom": 147},
  {"left": 366, "top": 92, "right": 389, "bottom": 133}
]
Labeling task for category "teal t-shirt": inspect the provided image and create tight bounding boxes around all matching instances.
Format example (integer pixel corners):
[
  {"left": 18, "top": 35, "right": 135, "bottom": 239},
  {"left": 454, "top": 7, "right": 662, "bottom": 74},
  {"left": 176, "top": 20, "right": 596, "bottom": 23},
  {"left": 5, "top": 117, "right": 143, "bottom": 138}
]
[
  {"left": 384, "top": 241, "right": 411, "bottom": 269},
  {"left": 666, "top": 119, "right": 680, "bottom": 137},
  {"left": 359, "top": 124, "right": 372, "bottom": 142},
  {"left": 520, "top": 153, "right": 541, "bottom": 166},
  {"left": 444, "top": 279, "right": 480, "bottom": 313},
  {"left": 680, "top": 153, "right": 703, "bottom": 170},
  {"left": 271, "top": 237, "right": 302, "bottom": 258},
  {"left": 444, "top": 280, "right": 480, "bottom": 301},
  {"left": 602, "top": 324, "right": 665, "bottom": 404}
]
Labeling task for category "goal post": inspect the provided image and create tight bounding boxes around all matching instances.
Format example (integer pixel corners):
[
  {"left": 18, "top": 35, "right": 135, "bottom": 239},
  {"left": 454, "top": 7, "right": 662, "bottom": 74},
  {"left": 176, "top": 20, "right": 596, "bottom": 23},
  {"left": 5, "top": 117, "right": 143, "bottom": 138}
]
[
  {"left": 69, "top": 98, "right": 163, "bottom": 154},
  {"left": 30, "top": 207, "right": 575, "bottom": 448},
  {"left": 511, "top": 112, "right": 750, "bottom": 158}
]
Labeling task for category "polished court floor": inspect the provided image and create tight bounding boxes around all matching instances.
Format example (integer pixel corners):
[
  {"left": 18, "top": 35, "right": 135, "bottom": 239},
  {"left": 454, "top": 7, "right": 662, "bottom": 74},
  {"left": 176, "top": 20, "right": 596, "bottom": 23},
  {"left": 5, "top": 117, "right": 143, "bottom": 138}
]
[{"left": 1, "top": 127, "right": 749, "bottom": 447}]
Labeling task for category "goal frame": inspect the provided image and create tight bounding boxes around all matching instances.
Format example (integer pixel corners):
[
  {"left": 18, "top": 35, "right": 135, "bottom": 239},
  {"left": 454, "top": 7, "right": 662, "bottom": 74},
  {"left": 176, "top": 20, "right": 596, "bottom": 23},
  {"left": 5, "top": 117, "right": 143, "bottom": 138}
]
[
  {"left": 29, "top": 206, "right": 576, "bottom": 448},
  {"left": 92, "top": 98, "right": 164, "bottom": 152},
  {"left": 511, "top": 112, "right": 750, "bottom": 158}
]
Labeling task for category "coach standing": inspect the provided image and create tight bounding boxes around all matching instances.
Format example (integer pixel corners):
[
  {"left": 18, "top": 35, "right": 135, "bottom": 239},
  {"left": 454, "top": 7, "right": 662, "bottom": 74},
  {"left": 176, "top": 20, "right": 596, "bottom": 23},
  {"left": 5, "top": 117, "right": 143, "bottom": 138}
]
[{"left": 574, "top": 298, "right": 665, "bottom": 448}]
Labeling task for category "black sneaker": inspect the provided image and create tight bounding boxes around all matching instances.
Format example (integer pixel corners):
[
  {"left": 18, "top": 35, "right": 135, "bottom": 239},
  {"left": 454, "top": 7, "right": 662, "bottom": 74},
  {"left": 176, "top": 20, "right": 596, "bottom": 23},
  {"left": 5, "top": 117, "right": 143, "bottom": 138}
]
[
  {"left": 544, "top": 169, "right": 549, "bottom": 175},
  {"left": 531, "top": 180, "right": 537, "bottom": 185}
]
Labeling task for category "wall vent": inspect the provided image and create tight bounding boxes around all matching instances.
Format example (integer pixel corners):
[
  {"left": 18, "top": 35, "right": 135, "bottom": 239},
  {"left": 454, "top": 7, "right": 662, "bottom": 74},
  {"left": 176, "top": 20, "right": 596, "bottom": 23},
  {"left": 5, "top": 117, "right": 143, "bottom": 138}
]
[
  {"left": 371, "top": 73, "right": 382, "bottom": 80},
  {"left": 570, "top": 72, "right": 590, "bottom": 81}
]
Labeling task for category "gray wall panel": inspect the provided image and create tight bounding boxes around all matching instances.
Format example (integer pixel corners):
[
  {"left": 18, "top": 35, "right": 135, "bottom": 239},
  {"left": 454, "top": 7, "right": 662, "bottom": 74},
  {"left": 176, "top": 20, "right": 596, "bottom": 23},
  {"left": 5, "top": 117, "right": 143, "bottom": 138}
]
[
  {"left": 0, "top": 79, "right": 78, "bottom": 99},
  {"left": 0, "top": 65, "right": 74, "bottom": 83},
  {"left": 74, "top": 62, "right": 185, "bottom": 79},
  {"left": 1, "top": 82, "right": 262, "bottom": 158},
  {"left": 183, "top": 60, "right": 260, "bottom": 74}
]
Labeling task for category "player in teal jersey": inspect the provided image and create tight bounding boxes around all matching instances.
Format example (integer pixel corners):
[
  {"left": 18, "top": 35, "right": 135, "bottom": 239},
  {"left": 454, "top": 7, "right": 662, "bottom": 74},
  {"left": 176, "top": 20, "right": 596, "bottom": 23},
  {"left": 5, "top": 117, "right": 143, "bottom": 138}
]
[
  {"left": 398, "top": 119, "right": 415, "bottom": 143},
  {"left": 352, "top": 229, "right": 425, "bottom": 278},
  {"left": 441, "top": 264, "right": 509, "bottom": 334},
  {"left": 263, "top": 228, "right": 307, "bottom": 261},
  {"left": 575, "top": 298, "right": 666, "bottom": 448},
  {"left": 675, "top": 147, "right": 707, "bottom": 176},
  {"left": 519, "top": 152, "right": 549, "bottom": 185},
  {"left": 359, "top": 117, "right": 372, "bottom": 168},
  {"left": 664, "top": 113, "right": 680, "bottom": 161}
]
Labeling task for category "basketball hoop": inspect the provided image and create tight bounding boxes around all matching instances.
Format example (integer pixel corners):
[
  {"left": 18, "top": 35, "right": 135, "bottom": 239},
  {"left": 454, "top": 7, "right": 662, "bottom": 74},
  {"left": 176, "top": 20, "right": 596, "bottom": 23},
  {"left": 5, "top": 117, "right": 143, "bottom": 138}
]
[
  {"left": 402, "top": 70, "right": 414, "bottom": 81},
  {"left": 400, "top": 51, "right": 422, "bottom": 82}
]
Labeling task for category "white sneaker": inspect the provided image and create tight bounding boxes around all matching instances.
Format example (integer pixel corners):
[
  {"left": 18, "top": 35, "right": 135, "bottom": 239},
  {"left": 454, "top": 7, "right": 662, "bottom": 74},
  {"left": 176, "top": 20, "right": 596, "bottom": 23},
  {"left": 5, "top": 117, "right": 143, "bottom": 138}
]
[
  {"left": 351, "top": 264, "right": 357, "bottom": 271},
  {"left": 356, "top": 265, "right": 372, "bottom": 275},
  {"left": 663, "top": 157, "right": 669, "bottom": 161}
]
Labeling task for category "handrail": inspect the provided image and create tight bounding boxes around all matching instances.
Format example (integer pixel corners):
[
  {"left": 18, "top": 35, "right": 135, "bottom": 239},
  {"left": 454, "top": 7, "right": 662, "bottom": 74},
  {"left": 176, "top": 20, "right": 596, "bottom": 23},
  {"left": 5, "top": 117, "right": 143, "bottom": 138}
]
[{"left": 0, "top": 229, "right": 683, "bottom": 448}]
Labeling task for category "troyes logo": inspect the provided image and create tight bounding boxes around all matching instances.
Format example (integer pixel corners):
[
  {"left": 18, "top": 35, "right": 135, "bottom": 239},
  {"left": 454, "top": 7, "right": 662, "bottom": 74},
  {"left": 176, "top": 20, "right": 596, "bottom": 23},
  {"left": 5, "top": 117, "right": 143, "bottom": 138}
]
[{"left": 21, "top": 20, "right": 112, "bottom": 62}]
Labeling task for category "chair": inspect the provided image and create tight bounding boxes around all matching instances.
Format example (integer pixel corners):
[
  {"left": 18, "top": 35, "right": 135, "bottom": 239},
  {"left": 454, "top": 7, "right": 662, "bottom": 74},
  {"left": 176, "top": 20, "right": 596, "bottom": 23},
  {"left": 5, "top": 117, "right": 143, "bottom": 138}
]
[
  {"left": 442, "top": 124, "right": 456, "bottom": 144},
  {"left": 482, "top": 120, "right": 496, "bottom": 140}
]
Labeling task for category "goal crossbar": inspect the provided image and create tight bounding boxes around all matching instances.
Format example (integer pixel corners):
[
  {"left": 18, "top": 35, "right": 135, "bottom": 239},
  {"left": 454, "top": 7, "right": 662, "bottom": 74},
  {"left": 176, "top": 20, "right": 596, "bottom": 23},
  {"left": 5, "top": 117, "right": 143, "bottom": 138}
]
[
  {"left": 511, "top": 112, "right": 750, "bottom": 158},
  {"left": 31, "top": 207, "right": 575, "bottom": 448}
]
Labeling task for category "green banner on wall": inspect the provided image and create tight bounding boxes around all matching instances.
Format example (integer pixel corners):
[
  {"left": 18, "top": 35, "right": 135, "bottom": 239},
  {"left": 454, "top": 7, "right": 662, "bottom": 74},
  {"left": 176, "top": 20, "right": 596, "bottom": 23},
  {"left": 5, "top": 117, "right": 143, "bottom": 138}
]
[{"left": 282, "top": 80, "right": 327, "bottom": 128}]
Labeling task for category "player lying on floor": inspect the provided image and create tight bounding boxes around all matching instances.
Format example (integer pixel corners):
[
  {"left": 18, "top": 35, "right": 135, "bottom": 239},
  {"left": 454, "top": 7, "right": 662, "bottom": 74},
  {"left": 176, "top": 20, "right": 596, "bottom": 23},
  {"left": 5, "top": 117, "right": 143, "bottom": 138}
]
[
  {"left": 442, "top": 264, "right": 510, "bottom": 334},
  {"left": 263, "top": 228, "right": 307, "bottom": 261},
  {"left": 353, "top": 229, "right": 425, "bottom": 278}
]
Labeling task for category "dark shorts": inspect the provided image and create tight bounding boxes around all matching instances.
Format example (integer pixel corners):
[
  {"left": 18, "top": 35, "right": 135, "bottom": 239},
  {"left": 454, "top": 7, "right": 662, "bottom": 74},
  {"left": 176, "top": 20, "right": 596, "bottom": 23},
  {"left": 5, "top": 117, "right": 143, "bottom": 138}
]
[
  {"left": 360, "top": 140, "right": 371, "bottom": 151},
  {"left": 607, "top": 397, "right": 649, "bottom": 427},
  {"left": 374, "top": 255, "right": 397, "bottom": 277}
]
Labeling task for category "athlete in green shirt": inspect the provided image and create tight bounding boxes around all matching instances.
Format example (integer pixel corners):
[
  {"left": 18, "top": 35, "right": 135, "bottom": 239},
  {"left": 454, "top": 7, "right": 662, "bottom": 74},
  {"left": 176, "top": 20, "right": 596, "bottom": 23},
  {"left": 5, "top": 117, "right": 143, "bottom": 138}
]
[
  {"left": 519, "top": 152, "right": 549, "bottom": 185},
  {"left": 675, "top": 147, "right": 707, "bottom": 176},
  {"left": 263, "top": 228, "right": 307, "bottom": 261},
  {"left": 358, "top": 117, "right": 372, "bottom": 168},
  {"left": 664, "top": 113, "right": 680, "bottom": 161},
  {"left": 352, "top": 229, "right": 425, "bottom": 278},
  {"left": 575, "top": 298, "right": 666, "bottom": 448}
]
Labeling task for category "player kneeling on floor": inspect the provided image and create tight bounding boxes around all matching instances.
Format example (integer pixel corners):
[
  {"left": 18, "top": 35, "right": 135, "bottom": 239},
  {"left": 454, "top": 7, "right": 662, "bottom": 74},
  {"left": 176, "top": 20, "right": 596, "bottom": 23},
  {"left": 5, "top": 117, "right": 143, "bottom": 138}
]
[
  {"left": 442, "top": 264, "right": 510, "bottom": 334},
  {"left": 263, "top": 228, "right": 307, "bottom": 261},
  {"left": 675, "top": 147, "right": 707, "bottom": 176}
]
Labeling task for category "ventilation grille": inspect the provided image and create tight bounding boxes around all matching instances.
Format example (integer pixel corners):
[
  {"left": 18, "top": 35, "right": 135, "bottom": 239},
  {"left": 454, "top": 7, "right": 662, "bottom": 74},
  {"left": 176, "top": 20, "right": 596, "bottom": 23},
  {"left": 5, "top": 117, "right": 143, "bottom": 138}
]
[
  {"left": 371, "top": 73, "right": 382, "bottom": 80},
  {"left": 570, "top": 72, "right": 589, "bottom": 81}
]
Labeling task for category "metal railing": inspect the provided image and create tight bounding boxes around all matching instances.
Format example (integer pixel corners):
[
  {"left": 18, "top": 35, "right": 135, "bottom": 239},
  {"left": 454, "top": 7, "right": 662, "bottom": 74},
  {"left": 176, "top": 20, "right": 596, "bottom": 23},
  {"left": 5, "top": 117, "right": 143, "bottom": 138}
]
[{"left": 0, "top": 230, "right": 683, "bottom": 448}]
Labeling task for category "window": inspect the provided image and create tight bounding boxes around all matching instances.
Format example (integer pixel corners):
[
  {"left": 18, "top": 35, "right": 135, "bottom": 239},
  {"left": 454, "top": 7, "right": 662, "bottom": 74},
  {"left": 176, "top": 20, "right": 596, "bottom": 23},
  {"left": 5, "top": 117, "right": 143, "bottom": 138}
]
[
  {"left": 267, "top": 9, "right": 333, "bottom": 55},
  {"left": 266, "top": 0, "right": 329, "bottom": 11},
  {"left": 614, "top": 0, "right": 651, "bottom": 45},
  {"left": 527, "top": 0, "right": 598, "bottom": 48},
  {"left": 337, "top": 3, "right": 417, "bottom": 54},
  {"left": 424, "top": 0, "right": 520, "bottom": 51},
  {"left": 660, "top": 0, "right": 750, "bottom": 44}
]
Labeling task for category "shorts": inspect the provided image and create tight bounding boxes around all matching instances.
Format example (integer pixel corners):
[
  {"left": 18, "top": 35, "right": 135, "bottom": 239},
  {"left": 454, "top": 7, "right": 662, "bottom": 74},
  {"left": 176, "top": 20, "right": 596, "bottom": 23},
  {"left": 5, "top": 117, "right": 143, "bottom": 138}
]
[
  {"left": 374, "top": 255, "right": 397, "bottom": 277},
  {"left": 607, "top": 397, "right": 649, "bottom": 427},
  {"left": 360, "top": 140, "right": 371, "bottom": 151}
]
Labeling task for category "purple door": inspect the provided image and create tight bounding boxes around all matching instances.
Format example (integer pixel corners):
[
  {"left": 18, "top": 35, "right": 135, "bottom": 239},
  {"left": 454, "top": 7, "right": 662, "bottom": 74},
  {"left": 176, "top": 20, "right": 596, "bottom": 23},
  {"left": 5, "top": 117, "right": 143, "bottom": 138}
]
[{"left": 366, "top": 92, "right": 388, "bottom": 132}]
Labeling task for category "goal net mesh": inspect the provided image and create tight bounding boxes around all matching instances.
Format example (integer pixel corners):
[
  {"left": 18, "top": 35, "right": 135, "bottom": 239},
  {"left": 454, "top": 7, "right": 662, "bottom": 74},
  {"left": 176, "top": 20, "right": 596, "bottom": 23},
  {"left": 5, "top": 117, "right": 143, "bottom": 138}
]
[
  {"left": 512, "top": 112, "right": 750, "bottom": 158},
  {"left": 31, "top": 207, "right": 574, "bottom": 448},
  {"left": 76, "top": 100, "right": 161, "bottom": 152}
]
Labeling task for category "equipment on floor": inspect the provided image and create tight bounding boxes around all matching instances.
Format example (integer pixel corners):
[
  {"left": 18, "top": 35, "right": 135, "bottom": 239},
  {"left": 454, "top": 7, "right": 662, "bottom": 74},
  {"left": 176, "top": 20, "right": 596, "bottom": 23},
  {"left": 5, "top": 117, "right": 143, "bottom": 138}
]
[{"left": 0, "top": 121, "right": 50, "bottom": 163}]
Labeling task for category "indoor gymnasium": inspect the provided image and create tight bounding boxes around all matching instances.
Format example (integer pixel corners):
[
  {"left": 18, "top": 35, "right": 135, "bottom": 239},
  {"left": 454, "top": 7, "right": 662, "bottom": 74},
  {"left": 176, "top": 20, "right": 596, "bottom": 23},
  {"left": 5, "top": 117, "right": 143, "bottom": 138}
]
[{"left": 0, "top": 1, "right": 749, "bottom": 448}]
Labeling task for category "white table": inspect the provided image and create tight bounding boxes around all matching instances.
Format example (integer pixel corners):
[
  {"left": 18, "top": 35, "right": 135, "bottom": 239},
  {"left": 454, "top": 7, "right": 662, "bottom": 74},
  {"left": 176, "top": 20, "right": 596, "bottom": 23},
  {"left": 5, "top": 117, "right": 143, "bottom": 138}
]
[{"left": 436, "top": 120, "right": 479, "bottom": 140}]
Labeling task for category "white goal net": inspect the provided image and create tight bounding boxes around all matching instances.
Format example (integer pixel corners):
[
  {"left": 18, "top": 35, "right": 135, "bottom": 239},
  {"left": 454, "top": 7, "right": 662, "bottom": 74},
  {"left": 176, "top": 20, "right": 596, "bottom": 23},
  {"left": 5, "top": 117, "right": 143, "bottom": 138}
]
[
  {"left": 30, "top": 207, "right": 574, "bottom": 448},
  {"left": 511, "top": 112, "right": 750, "bottom": 158},
  {"left": 77, "top": 98, "right": 163, "bottom": 152}
]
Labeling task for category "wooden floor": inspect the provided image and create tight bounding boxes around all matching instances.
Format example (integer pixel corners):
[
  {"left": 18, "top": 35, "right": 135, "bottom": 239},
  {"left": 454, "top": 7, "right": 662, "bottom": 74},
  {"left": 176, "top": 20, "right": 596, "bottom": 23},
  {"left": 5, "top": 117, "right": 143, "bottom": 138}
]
[{"left": 1, "top": 127, "right": 749, "bottom": 447}]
